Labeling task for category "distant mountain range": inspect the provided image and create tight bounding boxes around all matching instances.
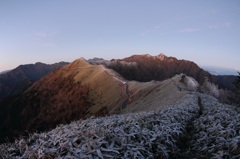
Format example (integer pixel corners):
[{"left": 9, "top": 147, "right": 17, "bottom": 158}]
[
  {"left": 202, "top": 65, "right": 239, "bottom": 76},
  {"left": 0, "top": 70, "right": 11, "bottom": 75},
  {"left": 0, "top": 62, "right": 68, "bottom": 102},
  {"left": 0, "top": 54, "right": 238, "bottom": 143}
]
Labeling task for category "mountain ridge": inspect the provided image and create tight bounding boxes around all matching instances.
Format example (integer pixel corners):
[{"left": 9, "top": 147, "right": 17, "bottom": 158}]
[
  {"left": 88, "top": 54, "right": 237, "bottom": 91},
  {"left": 202, "top": 65, "right": 239, "bottom": 76}
]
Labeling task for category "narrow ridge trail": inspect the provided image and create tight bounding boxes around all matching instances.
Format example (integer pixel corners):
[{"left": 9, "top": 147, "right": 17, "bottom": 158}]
[
  {"left": 103, "top": 67, "right": 131, "bottom": 111},
  {"left": 103, "top": 68, "right": 130, "bottom": 98},
  {"left": 167, "top": 76, "right": 240, "bottom": 158},
  {"left": 176, "top": 93, "right": 240, "bottom": 159},
  {"left": 169, "top": 78, "right": 205, "bottom": 158},
  {"left": 175, "top": 95, "right": 204, "bottom": 158}
]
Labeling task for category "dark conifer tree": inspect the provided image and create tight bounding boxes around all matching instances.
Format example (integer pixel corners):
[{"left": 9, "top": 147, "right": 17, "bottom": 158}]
[
  {"left": 234, "top": 72, "right": 240, "bottom": 91},
  {"left": 233, "top": 72, "right": 240, "bottom": 106}
]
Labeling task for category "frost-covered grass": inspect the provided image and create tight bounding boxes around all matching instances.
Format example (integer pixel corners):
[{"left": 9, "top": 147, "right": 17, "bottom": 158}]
[
  {"left": 1, "top": 93, "right": 239, "bottom": 159},
  {"left": 183, "top": 94, "right": 240, "bottom": 159},
  {"left": 0, "top": 95, "right": 198, "bottom": 159}
]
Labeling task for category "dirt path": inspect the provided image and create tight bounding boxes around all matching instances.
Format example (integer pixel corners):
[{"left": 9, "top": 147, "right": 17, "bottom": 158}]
[{"left": 125, "top": 83, "right": 130, "bottom": 97}]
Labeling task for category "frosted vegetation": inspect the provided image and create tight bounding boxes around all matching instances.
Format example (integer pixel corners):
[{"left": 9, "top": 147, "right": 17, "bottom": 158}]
[
  {"left": 181, "top": 75, "right": 199, "bottom": 91},
  {"left": 1, "top": 93, "right": 240, "bottom": 158},
  {"left": 201, "top": 77, "right": 220, "bottom": 98},
  {"left": 183, "top": 94, "right": 240, "bottom": 158},
  {"left": 1, "top": 95, "right": 199, "bottom": 158}
]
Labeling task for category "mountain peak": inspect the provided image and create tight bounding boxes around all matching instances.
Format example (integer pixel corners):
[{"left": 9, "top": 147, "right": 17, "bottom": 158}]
[
  {"left": 35, "top": 62, "right": 45, "bottom": 65},
  {"left": 140, "top": 53, "right": 167, "bottom": 59},
  {"left": 156, "top": 53, "right": 167, "bottom": 60},
  {"left": 142, "top": 54, "right": 152, "bottom": 58},
  {"left": 68, "top": 58, "right": 89, "bottom": 68}
]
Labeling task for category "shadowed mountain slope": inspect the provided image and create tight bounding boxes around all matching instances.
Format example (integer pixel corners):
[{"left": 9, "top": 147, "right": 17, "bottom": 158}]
[
  {"left": 0, "top": 70, "right": 11, "bottom": 75},
  {"left": 105, "top": 54, "right": 212, "bottom": 84},
  {"left": 0, "top": 62, "right": 68, "bottom": 101}
]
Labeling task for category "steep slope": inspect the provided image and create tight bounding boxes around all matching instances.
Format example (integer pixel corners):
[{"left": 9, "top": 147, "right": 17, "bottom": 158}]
[
  {"left": 0, "top": 58, "right": 127, "bottom": 143},
  {"left": 0, "top": 62, "right": 68, "bottom": 102}
]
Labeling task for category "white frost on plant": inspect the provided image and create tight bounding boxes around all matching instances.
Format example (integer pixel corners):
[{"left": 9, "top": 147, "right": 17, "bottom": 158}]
[
  {"left": 0, "top": 94, "right": 199, "bottom": 159},
  {"left": 185, "top": 76, "right": 199, "bottom": 91},
  {"left": 183, "top": 93, "right": 240, "bottom": 158},
  {"left": 202, "top": 77, "right": 220, "bottom": 98},
  {"left": 179, "top": 74, "right": 199, "bottom": 91},
  {"left": 1, "top": 93, "right": 240, "bottom": 158}
]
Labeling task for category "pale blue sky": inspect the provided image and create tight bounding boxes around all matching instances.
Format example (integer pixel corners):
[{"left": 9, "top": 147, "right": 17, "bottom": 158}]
[{"left": 0, "top": 0, "right": 240, "bottom": 72}]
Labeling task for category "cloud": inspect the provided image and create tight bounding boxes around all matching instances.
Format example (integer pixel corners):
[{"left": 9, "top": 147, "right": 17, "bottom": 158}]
[
  {"left": 209, "top": 22, "right": 231, "bottom": 29},
  {"left": 141, "top": 23, "right": 167, "bottom": 36},
  {"left": 179, "top": 28, "right": 199, "bottom": 33},
  {"left": 223, "top": 22, "right": 231, "bottom": 28},
  {"left": 35, "top": 31, "right": 57, "bottom": 38},
  {"left": 209, "top": 8, "right": 218, "bottom": 15},
  {"left": 141, "top": 30, "right": 151, "bottom": 36},
  {"left": 42, "top": 43, "right": 57, "bottom": 48}
]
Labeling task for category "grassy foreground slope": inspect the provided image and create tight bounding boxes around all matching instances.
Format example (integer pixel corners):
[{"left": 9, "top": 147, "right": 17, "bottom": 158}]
[
  {"left": 1, "top": 92, "right": 240, "bottom": 158},
  {"left": 0, "top": 94, "right": 199, "bottom": 158}
]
